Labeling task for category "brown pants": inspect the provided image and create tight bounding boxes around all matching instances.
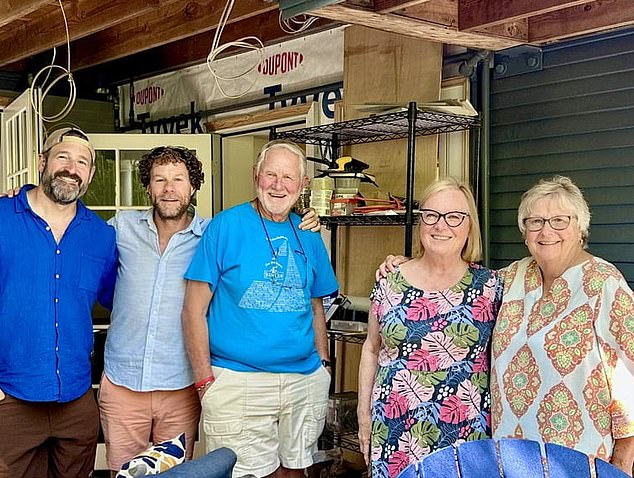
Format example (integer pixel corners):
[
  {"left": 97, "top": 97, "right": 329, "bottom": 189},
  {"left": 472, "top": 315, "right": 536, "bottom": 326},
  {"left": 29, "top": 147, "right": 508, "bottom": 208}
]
[{"left": 0, "top": 389, "right": 99, "bottom": 478}]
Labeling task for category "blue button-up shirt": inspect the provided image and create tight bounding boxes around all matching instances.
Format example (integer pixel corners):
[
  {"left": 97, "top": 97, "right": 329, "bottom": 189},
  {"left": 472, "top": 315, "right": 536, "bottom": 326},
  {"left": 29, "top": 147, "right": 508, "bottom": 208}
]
[
  {"left": 0, "top": 186, "right": 118, "bottom": 403},
  {"left": 104, "top": 209, "right": 209, "bottom": 391}
]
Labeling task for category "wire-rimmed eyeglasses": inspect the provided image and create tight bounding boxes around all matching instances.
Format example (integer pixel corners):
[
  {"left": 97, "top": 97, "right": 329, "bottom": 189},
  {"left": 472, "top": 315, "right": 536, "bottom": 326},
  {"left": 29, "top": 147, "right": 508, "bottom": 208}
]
[
  {"left": 420, "top": 209, "right": 469, "bottom": 228},
  {"left": 522, "top": 215, "right": 574, "bottom": 232}
]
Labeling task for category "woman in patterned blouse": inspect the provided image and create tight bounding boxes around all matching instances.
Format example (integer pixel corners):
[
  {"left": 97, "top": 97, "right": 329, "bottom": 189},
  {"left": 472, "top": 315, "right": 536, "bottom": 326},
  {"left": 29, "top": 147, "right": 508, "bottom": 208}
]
[
  {"left": 357, "top": 178, "right": 503, "bottom": 478},
  {"left": 490, "top": 175, "right": 634, "bottom": 475}
]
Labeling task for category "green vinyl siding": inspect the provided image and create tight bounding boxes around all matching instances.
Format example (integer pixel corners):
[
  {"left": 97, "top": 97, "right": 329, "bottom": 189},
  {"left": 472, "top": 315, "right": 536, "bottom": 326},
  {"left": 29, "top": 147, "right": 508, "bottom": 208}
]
[{"left": 489, "top": 30, "right": 634, "bottom": 287}]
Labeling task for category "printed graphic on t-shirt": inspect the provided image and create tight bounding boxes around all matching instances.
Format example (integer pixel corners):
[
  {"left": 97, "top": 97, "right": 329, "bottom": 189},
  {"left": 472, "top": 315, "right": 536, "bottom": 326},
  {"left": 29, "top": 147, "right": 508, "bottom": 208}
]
[{"left": 239, "top": 235, "right": 307, "bottom": 312}]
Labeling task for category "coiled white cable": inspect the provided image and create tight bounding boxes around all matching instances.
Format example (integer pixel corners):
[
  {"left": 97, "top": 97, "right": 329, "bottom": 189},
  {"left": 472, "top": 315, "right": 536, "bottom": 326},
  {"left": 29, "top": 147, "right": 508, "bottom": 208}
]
[
  {"left": 206, "top": 0, "right": 264, "bottom": 99},
  {"left": 29, "top": 0, "right": 76, "bottom": 122},
  {"left": 278, "top": 11, "right": 318, "bottom": 34}
]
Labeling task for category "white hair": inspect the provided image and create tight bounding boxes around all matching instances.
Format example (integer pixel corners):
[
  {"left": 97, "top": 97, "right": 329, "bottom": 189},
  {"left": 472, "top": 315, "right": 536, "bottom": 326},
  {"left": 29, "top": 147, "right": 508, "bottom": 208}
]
[
  {"left": 255, "top": 140, "right": 307, "bottom": 179},
  {"left": 517, "top": 175, "right": 591, "bottom": 247}
]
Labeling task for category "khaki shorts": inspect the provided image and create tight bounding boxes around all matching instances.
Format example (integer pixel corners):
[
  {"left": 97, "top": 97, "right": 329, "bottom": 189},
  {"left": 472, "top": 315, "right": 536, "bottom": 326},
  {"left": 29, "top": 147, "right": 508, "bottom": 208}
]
[{"left": 201, "top": 366, "right": 331, "bottom": 478}]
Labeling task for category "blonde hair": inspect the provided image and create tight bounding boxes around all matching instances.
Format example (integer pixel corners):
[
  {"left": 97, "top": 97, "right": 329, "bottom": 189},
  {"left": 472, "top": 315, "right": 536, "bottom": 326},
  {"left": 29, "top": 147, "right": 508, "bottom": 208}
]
[
  {"left": 517, "top": 175, "right": 591, "bottom": 247},
  {"left": 255, "top": 139, "right": 307, "bottom": 179},
  {"left": 416, "top": 177, "right": 482, "bottom": 263}
]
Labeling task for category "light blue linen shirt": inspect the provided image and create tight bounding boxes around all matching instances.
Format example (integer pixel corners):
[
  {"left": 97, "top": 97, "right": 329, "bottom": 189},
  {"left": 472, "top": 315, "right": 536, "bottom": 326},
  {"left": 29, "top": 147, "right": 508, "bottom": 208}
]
[{"left": 104, "top": 208, "right": 210, "bottom": 391}]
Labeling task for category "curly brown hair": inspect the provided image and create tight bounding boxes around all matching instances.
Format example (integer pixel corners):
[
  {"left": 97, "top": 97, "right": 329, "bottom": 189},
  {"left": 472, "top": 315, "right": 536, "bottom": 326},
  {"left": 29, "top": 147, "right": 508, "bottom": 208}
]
[{"left": 138, "top": 146, "right": 204, "bottom": 191}]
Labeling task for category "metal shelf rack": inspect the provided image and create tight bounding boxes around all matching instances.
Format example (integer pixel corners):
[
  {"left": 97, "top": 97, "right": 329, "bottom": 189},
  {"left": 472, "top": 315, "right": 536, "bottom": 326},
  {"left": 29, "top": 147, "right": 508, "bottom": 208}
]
[
  {"left": 327, "top": 330, "right": 367, "bottom": 345},
  {"left": 277, "top": 102, "right": 479, "bottom": 257},
  {"left": 320, "top": 429, "right": 360, "bottom": 454},
  {"left": 321, "top": 214, "right": 419, "bottom": 227},
  {"left": 338, "top": 431, "right": 360, "bottom": 453},
  {"left": 276, "top": 108, "right": 479, "bottom": 146}
]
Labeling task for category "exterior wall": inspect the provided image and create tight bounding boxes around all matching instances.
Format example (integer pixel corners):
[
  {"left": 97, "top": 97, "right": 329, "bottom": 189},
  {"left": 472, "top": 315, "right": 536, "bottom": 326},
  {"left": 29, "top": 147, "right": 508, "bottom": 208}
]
[{"left": 489, "top": 29, "right": 634, "bottom": 287}]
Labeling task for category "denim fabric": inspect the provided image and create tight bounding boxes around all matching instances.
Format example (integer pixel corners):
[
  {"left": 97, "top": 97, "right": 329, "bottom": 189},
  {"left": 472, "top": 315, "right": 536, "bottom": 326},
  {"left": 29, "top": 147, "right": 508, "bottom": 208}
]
[{"left": 156, "top": 448, "right": 237, "bottom": 478}]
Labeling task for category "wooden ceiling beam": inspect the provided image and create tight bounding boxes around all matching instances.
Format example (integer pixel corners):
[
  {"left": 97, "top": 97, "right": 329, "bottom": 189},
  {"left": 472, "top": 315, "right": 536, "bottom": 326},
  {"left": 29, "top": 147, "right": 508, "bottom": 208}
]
[
  {"left": 529, "top": 0, "right": 634, "bottom": 43},
  {"left": 70, "top": 0, "right": 276, "bottom": 71},
  {"left": 373, "top": 0, "right": 432, "bottom": 14},
  {"left": 312, "top": 3, "right": 522, "bottom": 50},
  {"left": 397, "top": 0, "right": 458, "bottom": 27},
  {"left": 0, "top": 0, "right": 52, "bottom": 29},
  {"left": 70, "top": 14, "right": 335, "bottom": 86},
  {"left": 0, "top": 0, "right": 161, "bottom": 67},
  {"left": 458, "top": 0, "right": 594, "bottom": 31},
  {"left": 398, "top": 0, "right": 528, "bottom": 42}
]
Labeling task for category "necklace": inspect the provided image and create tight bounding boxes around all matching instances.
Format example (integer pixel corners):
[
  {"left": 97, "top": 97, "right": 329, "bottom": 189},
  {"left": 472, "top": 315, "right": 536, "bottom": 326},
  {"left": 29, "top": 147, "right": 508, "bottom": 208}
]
[{"left": 255, "top": 199, "right": 306, "bottom": 260}]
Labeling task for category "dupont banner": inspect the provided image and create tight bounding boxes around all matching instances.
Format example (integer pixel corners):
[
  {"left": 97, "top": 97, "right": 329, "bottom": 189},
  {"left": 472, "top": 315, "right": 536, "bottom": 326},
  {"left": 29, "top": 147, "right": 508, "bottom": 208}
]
[{"left": 119, "top": 27, "right": 344, "bottom": 132}]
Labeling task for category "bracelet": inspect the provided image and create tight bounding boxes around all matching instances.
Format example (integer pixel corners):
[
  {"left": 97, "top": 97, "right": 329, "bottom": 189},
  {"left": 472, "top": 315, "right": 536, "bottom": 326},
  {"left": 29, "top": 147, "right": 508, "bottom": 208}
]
[{"left": 194, "top": 375, "right": 215, "bottom": 391}]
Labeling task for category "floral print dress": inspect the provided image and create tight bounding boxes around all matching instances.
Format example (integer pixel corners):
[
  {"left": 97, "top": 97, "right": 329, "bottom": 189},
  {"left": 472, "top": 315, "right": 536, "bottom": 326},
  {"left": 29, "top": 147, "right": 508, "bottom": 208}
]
[{"left": 369, "top": 264, "right": 502, "bottom": 478}]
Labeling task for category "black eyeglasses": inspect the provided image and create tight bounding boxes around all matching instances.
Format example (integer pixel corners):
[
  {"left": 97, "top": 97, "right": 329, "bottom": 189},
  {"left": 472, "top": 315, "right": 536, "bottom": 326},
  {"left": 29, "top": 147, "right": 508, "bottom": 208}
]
[
  {"left": 522, "top": 215, "right": 574, "bottom": 232},
  {"left": 420, "top": 209, "right": 469, "bottom": 228}
]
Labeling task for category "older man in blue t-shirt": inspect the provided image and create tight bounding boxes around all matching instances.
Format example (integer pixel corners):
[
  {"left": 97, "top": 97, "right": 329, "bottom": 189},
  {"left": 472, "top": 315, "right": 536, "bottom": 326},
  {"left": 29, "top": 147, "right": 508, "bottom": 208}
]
[{"left": 182, "top": 140, "right": 338, "bottom": 478}]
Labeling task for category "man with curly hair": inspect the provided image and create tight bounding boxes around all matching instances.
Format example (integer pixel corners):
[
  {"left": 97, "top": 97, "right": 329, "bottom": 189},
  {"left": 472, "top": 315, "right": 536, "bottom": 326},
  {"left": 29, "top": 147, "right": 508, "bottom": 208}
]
[
  {"left": 99, "top": 146, "right": 207, "bottom": 475},
  {"left": 99, "top": 146, "right": 320, "bottom": 475}
]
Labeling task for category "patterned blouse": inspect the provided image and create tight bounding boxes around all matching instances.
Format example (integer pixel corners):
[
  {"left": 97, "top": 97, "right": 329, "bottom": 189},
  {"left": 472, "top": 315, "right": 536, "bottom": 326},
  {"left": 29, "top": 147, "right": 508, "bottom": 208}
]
[
  {"left": 491, "top": 256, "right": 634, "bottom": 460},
  {"left": 368, "top": 264, "right": 503, "bottom": 478}
]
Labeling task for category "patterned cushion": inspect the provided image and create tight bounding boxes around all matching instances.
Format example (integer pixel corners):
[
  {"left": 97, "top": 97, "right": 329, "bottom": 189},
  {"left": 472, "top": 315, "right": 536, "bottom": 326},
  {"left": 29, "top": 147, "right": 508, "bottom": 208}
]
[{"left": 116, "top": 433, "right": 186, "bottom": 477}]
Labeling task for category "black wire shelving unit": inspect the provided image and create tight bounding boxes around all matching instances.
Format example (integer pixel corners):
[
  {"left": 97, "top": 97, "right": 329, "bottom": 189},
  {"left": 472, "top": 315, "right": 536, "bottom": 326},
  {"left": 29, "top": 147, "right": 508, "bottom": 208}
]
[
  {"left": 327, "top": 330, "right": 367, "bottom": 345},
  {"left": 321, "top": 214, "right": 421, "bottom": 227},
  {"left": 276, "top": 108, "right": 479, "bottom": 147},
  {"left": 277, "top": 102, "right": 479, "bottom": 258}
]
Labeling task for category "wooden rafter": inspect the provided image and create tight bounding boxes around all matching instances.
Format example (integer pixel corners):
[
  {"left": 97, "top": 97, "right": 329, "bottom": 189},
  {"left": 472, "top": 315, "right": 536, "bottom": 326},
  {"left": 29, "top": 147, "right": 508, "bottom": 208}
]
[
  {"left": 70, "top": 12, "right": 336, "bottom": 81},
  {"left": 2, "top": 0, "right": 634, "bottom": 84},
  {"left": 529, "top": 0, "right": 634, "bottom": 43},
  {"left": 458, "top": 0, "right": 594, "bottom": 31},
  {"left": 399, "top": 0, "right": 528, "bottom": 42},
  {"left": 374, "top": 0, "right": 432, "bottom": 14},
  {"left": 0, "top": 0, "right": 160, "bottom": 67},
  {"left": 0, "top": 0, "right": 52, "bottom": 29},
  {"left": 68, "top": 0, "right": 276, "bottom": 70},
  {"left": 312, "top": 3, "right": 522, "bottom": 50},
  {"left": 397, "top": 0, "right": 458, "bottom": 27}
]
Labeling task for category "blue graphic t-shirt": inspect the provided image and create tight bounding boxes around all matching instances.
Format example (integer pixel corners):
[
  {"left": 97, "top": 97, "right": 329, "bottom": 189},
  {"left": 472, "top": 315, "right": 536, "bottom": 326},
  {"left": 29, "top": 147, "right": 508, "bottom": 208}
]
[{"left": 185, "top": 202, "right": 338, "bottom": 374}]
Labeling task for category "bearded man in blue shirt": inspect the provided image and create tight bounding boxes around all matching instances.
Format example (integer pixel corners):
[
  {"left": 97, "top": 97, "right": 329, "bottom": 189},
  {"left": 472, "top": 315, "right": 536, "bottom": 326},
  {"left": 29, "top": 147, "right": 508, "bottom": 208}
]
[{"left": 0, "top": 128, "right": 118, "bottom": 478}]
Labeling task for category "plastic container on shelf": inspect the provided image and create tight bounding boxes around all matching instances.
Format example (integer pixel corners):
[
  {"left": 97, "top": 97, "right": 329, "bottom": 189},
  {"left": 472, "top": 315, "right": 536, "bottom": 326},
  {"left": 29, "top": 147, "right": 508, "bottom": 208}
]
[
  {"left": 293, "top": 187, "right": 311, "bottom": 213},
  {"left": 335, "top": 177, "right": 361, "bottom": 190},
  {"left": 310, "top": 189, "right": 333, "bottom": 215},
  {"left": 329, "top": 320, "right": 368, "bottom": 333},
  {"left": 311, "top": 177, "right": 334, "bottom": 215},
  {"left": 326, "top": 392, "right": 358, "bottom": 433},
  {"left": 312, "top": 177, "right": 335, "bottom": 190},
  {"left": 331, "top": 193, "right": 357, "bottom": 216},
  {"left": 334, "top": 187, "right": 359, "bottom": 195}
]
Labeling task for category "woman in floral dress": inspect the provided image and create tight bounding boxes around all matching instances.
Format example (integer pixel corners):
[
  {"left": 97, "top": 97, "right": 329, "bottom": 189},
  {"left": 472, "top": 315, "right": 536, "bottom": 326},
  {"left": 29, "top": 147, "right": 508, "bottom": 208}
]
[{"left": 357, "top": 178, "right": 503, "bottom": 478}]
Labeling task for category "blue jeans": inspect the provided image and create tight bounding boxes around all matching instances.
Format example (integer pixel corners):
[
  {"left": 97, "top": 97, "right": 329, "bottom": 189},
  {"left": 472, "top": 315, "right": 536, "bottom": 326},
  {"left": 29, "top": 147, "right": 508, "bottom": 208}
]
[{"left": 156, "top": 448, "right": 237, "bottom": 478}]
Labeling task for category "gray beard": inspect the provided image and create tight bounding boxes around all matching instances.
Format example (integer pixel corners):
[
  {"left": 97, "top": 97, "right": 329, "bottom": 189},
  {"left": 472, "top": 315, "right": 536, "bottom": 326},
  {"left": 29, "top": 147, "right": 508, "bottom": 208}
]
[{"left": 41, "top": 173, "right": 85, "bottom": 205}]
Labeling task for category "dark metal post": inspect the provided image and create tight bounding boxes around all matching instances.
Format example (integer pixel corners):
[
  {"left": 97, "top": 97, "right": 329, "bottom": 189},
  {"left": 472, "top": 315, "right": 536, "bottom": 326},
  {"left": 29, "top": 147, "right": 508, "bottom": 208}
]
[
  {"left": 329, "top": 224, "right": 337, "bottom": 270},
  {"left": 481, "top": 60, "right": 491, "bottom": 266},
  {"left": 405, "top": 102, "right": 417, "bottom": 256}
]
